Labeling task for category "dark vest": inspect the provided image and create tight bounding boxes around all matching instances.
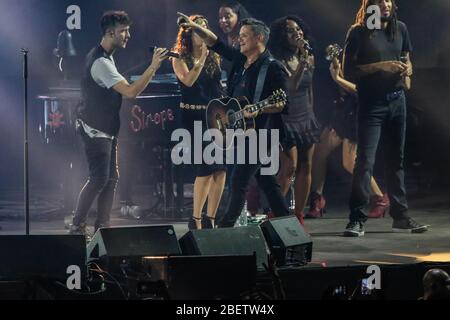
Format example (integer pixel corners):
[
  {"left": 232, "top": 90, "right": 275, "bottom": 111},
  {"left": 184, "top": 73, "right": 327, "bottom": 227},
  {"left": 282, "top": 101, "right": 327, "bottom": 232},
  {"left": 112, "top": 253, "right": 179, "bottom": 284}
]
[{"left": 79, "top": 46, "right": 123, "bottom": 136}]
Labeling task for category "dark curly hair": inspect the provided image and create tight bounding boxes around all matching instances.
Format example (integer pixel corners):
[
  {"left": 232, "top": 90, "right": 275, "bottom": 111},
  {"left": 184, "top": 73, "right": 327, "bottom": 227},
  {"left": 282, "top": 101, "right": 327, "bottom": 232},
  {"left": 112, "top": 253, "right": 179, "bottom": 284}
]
[
  {"left": 173, "top": 15, "right": 221, "bottom": 78},
  {"left": 268, "top": 15, "right": 314, "bottom": 61}
]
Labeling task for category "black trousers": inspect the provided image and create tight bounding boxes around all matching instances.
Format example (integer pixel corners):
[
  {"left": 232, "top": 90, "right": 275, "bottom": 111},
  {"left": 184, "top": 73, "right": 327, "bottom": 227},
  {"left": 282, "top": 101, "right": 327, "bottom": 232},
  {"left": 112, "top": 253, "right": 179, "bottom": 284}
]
[
  {"left": 349, "top": 91, "right": 409, "bottom": 222},
  {"left": 218, "top": 162, "right": 289, "bottom": 228},
  {"left": 73, "top": 131, "right": 119, "bottom": 229}
]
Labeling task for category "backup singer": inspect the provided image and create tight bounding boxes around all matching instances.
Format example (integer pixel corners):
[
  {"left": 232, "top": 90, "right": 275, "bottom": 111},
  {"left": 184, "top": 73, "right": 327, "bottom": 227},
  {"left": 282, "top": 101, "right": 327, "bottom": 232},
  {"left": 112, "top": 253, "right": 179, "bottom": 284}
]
[{"left": 268, "top": 15, "right": 321, "bottom": 225}]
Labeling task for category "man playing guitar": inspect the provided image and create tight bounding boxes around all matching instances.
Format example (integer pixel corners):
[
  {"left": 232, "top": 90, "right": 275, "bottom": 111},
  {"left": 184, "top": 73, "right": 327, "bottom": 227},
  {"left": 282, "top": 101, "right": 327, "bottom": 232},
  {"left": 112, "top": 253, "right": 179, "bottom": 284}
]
[{"left": 178, "top": 12, "right": 290, "bottom": 227}]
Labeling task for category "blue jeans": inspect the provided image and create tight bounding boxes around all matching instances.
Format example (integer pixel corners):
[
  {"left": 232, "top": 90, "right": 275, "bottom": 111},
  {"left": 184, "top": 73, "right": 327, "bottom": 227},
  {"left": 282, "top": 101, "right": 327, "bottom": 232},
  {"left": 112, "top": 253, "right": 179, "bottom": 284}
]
[
  {"left": 73, "top": 131, "right": 119, "bottom": 229},
  {"left": 349, "top": 91, "right": 409, "bottom": 222}
]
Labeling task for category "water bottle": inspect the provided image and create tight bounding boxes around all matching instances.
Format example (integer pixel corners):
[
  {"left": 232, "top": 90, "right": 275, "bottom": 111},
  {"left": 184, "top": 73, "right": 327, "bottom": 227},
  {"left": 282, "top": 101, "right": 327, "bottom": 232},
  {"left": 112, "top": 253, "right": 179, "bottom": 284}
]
[
  {"left": 120, "top": 204, "right": 143, "bottom": 219},
  {"left": 236, "top": 201, "right": 248, "bottom": 227},
  {"left": 287, "top": 177, "right": 296, "bottom": 212}
]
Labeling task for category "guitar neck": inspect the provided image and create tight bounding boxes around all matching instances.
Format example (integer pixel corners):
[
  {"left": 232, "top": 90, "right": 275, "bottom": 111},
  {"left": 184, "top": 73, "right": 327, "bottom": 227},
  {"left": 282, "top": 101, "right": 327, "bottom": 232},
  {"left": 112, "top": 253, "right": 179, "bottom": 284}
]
[{"left": 232, "top": 99, "right": 270, "bottom": 122}]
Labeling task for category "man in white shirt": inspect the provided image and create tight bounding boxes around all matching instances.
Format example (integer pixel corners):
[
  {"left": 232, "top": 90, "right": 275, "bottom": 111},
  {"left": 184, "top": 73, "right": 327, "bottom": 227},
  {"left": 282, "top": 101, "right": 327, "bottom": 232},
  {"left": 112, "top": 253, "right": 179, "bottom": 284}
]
[{"left": 70, "top": 11, "right": 168, "bottom": 239}]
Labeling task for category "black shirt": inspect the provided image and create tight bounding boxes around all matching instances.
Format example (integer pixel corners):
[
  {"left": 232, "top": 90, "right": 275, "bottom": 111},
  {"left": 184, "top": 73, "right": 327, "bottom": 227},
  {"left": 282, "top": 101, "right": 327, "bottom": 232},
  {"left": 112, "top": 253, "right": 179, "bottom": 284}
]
[
  {"left": 210, "top": 39, "right": 288, "bottom": 131},
  {"left": 344, "top": 20, "right": 412, "bottom": 99}
]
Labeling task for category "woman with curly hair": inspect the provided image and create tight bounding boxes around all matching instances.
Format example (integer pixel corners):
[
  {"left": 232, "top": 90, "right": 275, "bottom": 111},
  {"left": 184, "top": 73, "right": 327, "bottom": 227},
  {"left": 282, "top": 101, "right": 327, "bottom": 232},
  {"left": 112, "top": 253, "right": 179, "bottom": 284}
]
[
  {"left": 268, "top": 15, "right": 321, "bottom": 225},
  {"left": 172, "top": 15, "right": 226, "bottom": 229}
]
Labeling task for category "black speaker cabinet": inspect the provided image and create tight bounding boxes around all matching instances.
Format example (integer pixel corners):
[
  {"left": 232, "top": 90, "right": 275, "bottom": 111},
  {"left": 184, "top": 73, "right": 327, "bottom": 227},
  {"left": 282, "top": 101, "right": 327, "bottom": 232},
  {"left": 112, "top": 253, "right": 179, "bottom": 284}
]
[
  {"left": 86, "top": 225, "right": 181, "bottom": 270},
  {"left": 0, "top": 235, "right": 86, "bottom": 281},
  {"left": 260, "top": 216, "right": 312, "bottom": 266},
  {"left": 179, "top": 226, "right": 269, "bottom": 269}
]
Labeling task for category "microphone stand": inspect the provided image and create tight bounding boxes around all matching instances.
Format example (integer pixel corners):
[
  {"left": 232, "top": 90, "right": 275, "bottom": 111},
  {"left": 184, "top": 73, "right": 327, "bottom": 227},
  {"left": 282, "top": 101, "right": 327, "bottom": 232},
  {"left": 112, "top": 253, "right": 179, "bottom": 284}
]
[{"left": 21, "top": 48, "right": 30, "bottom": 235}]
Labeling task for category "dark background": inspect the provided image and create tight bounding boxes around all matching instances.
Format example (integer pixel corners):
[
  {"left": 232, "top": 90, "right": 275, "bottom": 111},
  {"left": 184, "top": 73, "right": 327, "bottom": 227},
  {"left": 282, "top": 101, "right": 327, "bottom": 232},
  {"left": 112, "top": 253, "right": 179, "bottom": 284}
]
[{"left": 0, "top": 0, "right": 449, "bottom": 191}]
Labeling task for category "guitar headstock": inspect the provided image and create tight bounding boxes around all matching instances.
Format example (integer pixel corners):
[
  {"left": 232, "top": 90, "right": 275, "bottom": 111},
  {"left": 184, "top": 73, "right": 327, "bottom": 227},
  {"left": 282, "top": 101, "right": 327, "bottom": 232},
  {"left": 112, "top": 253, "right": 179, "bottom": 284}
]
[
  {"left": 326, "top": 44, "right": 343, "bottom": 62},
  {"left": 268, "top": 89, "right": 287, "bottom": 106},
  {"left": 250, "top": 89, "right": 287, "bottom": 113}
]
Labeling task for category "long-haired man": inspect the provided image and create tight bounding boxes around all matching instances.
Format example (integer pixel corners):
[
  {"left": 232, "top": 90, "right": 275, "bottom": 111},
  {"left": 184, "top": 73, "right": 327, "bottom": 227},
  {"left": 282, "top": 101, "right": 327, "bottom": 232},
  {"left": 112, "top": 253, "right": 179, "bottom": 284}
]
[{"left": 343, "top": 0, "right": 428, "bottom": 236}]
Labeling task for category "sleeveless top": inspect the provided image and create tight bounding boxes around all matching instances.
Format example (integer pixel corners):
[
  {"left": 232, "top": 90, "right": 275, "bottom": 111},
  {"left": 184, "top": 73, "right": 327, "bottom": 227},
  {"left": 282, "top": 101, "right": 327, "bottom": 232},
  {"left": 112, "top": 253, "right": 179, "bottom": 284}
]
[{"left": 177, "top": 61, "right": 224, "bottom": 132}]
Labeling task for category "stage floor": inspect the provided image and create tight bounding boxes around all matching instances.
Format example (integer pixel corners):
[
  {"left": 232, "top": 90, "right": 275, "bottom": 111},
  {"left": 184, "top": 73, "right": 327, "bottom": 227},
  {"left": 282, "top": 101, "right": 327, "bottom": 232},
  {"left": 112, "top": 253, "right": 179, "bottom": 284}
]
[{"left": 1, "top": 187, "right": 449, "bottom": 268}]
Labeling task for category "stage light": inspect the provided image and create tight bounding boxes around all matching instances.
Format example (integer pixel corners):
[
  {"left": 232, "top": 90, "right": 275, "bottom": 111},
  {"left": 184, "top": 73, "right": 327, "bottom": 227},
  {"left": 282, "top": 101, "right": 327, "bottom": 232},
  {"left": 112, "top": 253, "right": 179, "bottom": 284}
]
[{"left": 53, "top": 30, "right": 77, "bottom": 79}]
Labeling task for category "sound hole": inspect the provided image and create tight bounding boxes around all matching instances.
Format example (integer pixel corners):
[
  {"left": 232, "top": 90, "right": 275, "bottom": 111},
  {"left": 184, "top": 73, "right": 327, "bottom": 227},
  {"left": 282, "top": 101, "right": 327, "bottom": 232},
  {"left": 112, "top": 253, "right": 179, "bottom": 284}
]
[{"left": 226, "top": 109, "right": 237, "bottom": 129}]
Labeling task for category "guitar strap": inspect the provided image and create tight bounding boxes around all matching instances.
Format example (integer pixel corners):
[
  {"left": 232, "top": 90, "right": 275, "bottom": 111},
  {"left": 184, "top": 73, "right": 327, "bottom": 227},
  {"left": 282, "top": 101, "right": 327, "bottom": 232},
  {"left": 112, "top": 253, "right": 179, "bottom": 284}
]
[{"left": 253, "top": 57, "right": 274, "bottom": 103}]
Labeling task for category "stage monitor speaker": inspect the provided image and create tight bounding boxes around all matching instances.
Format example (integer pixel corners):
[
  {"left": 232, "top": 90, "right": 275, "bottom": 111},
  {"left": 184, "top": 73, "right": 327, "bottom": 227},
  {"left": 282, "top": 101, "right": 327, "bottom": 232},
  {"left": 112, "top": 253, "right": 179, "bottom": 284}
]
[
  {"left": 0, "top": 235, "right": 86, "bottom": 282},
  {"left": 260, "top": 216, "right": 312, "bottom": 266},
  {"left": 87, "top": 225, "right": 181, "bottom": 265},
  {"left": 179, "top": 226, "right": 269, "bottom": 269}
]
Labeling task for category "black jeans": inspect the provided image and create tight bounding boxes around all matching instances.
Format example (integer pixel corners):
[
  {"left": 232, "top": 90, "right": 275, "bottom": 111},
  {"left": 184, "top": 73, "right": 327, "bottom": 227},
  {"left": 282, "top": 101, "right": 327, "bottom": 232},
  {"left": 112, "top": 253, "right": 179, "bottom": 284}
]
[
  {"left": 349, "top": 91, "right": 409, "bottom": 222},
  {"left": 218, "top": 163, "right": 289, "bottom": 228},
  {"left": 73, "top": 131, "right": 119, "bottom": 229}
]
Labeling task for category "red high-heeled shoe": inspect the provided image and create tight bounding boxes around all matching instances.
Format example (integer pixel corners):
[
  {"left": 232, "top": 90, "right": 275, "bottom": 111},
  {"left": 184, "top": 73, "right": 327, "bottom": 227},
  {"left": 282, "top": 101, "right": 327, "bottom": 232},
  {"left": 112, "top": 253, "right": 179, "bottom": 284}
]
[
  {"left": 367, "top": 194, "right": 390, "bottom": 218},
  {"left": 266, "top": 211, "right": 275, "bottom": 220},
  {"left": 306, "top": 192, "right": 326, "bottom": 218},
  {"left": 294, "top": 209, "right": 305, "bottom": 226}
]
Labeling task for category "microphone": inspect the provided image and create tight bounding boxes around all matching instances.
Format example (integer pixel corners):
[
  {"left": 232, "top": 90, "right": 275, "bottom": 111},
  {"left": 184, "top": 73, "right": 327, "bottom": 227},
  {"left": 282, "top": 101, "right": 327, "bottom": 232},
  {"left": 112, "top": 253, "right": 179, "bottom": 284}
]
[
  {"left": 304, "top": 41, "right": 312, "bottom": 53},
  {"left": 297, "top": 37, "right": 312, "bottom": 54},
  {"left": 21, "top": 48, "right": 28, "bottom": 79},
  {"left": 149, "top": 46, "right": 180, "bottom": 59},
  {"left": 177, "top": 16, "right": 189, "bottom": 27},
  {"left": 302, "top": 39, "right": 312, "bottom": 54}
]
